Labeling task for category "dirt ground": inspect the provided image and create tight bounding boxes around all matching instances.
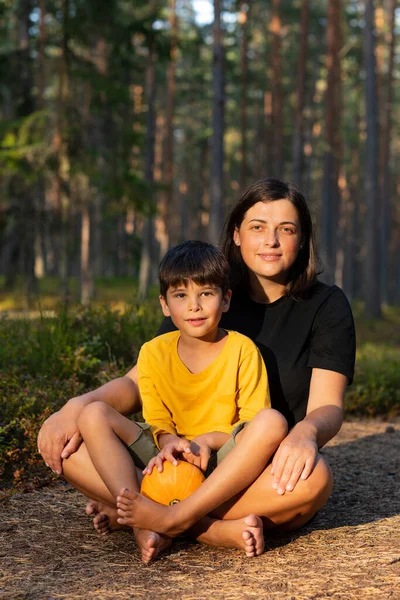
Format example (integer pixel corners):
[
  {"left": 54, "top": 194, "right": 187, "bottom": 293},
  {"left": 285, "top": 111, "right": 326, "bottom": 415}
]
[{"left": 1, "top": 419, "right": 399, "bottom": 600}]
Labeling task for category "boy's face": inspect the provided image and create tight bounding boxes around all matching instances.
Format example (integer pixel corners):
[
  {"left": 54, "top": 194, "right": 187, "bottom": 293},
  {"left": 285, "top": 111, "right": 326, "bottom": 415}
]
[{"left": 159, "top": 280, "right": 231, "bottom": 340}]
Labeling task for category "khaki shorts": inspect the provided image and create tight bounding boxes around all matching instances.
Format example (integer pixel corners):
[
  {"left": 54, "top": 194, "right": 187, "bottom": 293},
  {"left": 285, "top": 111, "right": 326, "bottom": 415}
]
[{"left": 126, "top": 421, "right": 248, "bottom": 477}]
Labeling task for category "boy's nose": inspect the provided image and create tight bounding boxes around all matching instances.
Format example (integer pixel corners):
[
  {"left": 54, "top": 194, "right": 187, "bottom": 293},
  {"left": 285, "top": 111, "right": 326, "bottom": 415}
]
[{"left": 189, "top": 298, "right": 201, "bottom": 311}]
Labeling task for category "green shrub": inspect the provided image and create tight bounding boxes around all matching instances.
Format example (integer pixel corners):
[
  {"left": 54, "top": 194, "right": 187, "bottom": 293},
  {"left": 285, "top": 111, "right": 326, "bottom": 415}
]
[
  {"left": 345, "top": 343, "right": 400, "bottom": 417},
  {"left": 0, "top": 303, "right": 160, "bottom": 487}
]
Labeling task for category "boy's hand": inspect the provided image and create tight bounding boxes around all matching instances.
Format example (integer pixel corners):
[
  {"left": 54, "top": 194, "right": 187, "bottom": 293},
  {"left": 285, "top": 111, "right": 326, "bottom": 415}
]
[
  {"left": 183, "top": 435, "right": 212, "bottom": 472},
  {"left": 143, "top": 437, "right": 191, "bottom": 474}
]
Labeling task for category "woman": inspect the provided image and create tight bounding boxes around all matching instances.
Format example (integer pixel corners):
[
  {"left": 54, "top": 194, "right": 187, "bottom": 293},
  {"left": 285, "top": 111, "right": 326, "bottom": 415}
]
[{"left": 37, "top": 178, "right": 355, "bottom": 561}]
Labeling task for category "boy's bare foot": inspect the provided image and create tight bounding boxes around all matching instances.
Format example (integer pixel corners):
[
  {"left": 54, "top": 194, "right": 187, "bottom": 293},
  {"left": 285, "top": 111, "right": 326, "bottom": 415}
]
[
  {"left": 134, "top": 529, "right": 173, "bottom": 564},
  {"left": 86, "top": 500, "right": 128, "bottom": 535},
  {"left": 117, "top": 488, "right": 183, "bottom": 536}
]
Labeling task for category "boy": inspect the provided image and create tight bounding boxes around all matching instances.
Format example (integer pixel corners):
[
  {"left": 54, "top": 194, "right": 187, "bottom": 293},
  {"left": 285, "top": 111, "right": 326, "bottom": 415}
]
[{"left": 76, "top": 241, "right": 287, "bottom": 563}]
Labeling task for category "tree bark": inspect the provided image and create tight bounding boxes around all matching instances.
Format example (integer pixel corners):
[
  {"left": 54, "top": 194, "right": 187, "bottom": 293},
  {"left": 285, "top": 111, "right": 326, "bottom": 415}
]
[
  {"left": 320, "top": 0, "right": 342, "bottom": 285},
  {"left": 363, "top": 0, "right": 382, "bottom": 318},
  {"left": 239, "top": 3, "right": 249, "bottom": 191},
  {"left": 209, "top": 0, "right": 225, "bottom": 245},
  {"left": 379, "top": 0, "right": 396, "bottom": 305},
  {"left": 271, "top": 0, "right": 283, "bottom": 178},
  {"left": 138, "top": 34, "right": 157, "bottom": 299},
  {"left": 291, "top": 0, "right": 309, "bottom": 188}
]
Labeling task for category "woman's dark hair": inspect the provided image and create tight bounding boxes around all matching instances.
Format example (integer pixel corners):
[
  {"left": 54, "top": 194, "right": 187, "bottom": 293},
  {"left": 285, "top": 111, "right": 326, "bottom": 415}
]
[
  {"left": 220, "top": 178, "right": 321, "bottom": 298},
  {"left": 159, "top": 240, "right": 230, "bottom": 297}
]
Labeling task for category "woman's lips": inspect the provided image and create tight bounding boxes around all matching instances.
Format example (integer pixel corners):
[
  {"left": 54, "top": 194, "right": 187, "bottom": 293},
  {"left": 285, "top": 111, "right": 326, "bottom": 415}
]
[{"left": 257, "top": 254, "right": 282, "bottom": 261}]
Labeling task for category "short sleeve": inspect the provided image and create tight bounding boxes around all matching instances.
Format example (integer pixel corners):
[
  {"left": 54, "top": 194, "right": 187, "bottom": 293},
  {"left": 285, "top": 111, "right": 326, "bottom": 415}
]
[
  {"left": 307, "top": 287, "right": 356, "bottom": 384},
  {"left": 138, "top": 345, "right": 177, "bottom": 447}
]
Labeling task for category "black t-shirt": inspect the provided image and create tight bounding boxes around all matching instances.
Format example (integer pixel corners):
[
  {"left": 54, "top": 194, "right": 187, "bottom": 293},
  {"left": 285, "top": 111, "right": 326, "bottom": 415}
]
[{"left": 156, "top": 281, "right": 356, "bottom": 429}]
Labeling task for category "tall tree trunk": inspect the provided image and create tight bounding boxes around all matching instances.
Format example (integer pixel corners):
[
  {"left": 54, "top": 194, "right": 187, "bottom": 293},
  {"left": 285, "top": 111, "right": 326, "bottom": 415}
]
[
  {"left": 379, "top": 0, "right": 396, "bottom": 305},
  {"left": 239, "top": 2, "right": 249, "bottom": 190},
  {"left": 363, "top": 0, "right": 381, "bottom": 318},
  {"left": 158, "top": 0, "right": 178, "bottom": 258},
  {"left": 320, "top": 0, "right": 342, "bottom": 285},
  {"left": 271, "top": 0, "right": 283, "bottom": 178},
  {"left": 17, "top": 0, "right": 38, "bottom": 302},
  {"left": 138, "top": 34, "right": 156, "bottom": 299},
  {"left": 209, "top": 0, "right": 225, "bottom": 245},
  {"left": 291, "top": 0, "right": 309, "bottom": 188},
  {"left": 54, "top": 0, "right": 71, "bottom": 302}
]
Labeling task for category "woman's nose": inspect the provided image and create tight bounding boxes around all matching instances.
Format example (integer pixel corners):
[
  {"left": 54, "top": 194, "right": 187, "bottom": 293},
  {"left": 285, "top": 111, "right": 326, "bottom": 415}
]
[{"left": 263, "top": 229, "right": 279, "bottom": 246}]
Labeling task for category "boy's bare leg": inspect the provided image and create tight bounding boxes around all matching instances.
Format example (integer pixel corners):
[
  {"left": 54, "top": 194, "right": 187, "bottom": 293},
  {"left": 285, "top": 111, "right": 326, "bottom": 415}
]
[
  {"left": 64, "top": 402, "right": 172, "bottom": 563},
  {"left": 116, "top": 409, "right": 288, "bottom": 540}
]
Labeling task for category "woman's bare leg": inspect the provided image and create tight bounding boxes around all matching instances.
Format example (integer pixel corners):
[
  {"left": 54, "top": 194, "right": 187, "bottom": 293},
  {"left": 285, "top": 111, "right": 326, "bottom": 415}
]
[
  {"left": 116, "top": 409, "right": 288, "bottom": 537},
  {"left": 190, "top": 453, "right": 333, "bottom": 548}
]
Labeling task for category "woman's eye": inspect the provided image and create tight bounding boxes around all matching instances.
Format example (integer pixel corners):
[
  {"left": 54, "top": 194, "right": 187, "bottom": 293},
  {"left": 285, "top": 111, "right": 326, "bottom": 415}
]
[
  {"left": 281, "top": 227, "right": 295, "bottom": 234},
  {"left": 251, "top": 225, "right": 262, "bottom": 231}
]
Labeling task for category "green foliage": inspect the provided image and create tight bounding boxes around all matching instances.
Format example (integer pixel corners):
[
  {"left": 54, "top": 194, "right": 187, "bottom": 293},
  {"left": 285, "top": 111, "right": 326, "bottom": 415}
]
[
  {"left": 0, "top": 302, "right": 160, "bottom": 486},
  {"left": 345, "top": 344, "right": 400, "bottom": 418}
]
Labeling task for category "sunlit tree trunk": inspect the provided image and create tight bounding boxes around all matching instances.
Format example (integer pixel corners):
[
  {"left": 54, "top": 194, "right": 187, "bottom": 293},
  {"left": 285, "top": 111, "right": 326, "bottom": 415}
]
[
  {"left": 320, "top": 0, "right": 342, "bottom": 285},
  {"left": 363, "top": 0, "right": 381, "bottom": 318},
  {"left": 138, "top": 34, "right": 156, "bottom": 299},
  {"left": 209, "top": 0, "right": 225, "bottom": 245},
  {"left": 54, "top": 0, "right": 71, "bottom": 302},
  {"left": 239, "top": 2, "right": 249, "bottom": 190},
  {"left": 158, "top": 0, "right": 178, "bottom": 258},
  {"left": 271, "top": 0, "right": 283, "bottom": 178},
  {"left": 291, "top": 0, "right": 309, "bottom": 188},
  {"left": 379, "top": 0, "right": 396, "bottom": 305}
]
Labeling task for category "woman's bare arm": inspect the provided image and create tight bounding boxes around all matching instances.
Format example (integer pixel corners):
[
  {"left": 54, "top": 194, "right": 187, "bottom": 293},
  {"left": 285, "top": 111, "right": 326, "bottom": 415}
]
[
  {"left": 270, "top": 368, "right": 347, "bottom": 495},
  {"left": 37, "top": 365, "right": 142, "bottom": 475}
]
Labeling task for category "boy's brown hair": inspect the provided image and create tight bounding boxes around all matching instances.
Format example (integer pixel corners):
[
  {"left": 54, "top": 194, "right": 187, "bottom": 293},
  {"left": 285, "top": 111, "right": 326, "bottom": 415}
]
[{"left": 159, "top": 240, "right": 230, "bottom": 298}]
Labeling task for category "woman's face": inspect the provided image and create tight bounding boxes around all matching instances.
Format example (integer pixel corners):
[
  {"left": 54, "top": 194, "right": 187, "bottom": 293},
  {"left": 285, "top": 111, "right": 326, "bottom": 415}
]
[{"left": 233, "top": 200, "right": 302, "bottom": 285}]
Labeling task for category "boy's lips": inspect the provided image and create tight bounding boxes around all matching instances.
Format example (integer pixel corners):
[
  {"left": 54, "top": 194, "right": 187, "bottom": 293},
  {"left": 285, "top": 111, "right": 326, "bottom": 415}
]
[{"left": 186, "top": 317, "right": 207, "bottom": 326}]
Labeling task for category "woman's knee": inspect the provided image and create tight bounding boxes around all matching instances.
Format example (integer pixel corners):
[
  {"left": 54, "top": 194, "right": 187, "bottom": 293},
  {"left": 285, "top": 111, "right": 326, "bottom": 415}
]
[{"left": 303, "top": 454, "right": 333, "bottom": 508}]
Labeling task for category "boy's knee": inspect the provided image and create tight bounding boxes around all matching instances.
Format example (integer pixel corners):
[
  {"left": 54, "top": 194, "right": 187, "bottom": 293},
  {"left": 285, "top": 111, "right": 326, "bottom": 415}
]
[
  {"left": 252, "top": 408, "right": 288, "bottom": 439},
  {"left": 77, "top": 401, "right": 110, "bottom": 432}
]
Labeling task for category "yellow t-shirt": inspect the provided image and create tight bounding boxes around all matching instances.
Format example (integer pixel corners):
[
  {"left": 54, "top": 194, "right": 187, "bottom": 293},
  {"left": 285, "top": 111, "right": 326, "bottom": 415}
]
[{"left": 138, "top": 330, "right": 270, "bottom": 447}]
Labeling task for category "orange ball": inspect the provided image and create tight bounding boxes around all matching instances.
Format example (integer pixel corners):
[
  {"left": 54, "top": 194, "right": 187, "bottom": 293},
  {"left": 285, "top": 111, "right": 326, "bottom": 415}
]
[{"left": 140, "top": 460, "right": 205, "bottom": 506}]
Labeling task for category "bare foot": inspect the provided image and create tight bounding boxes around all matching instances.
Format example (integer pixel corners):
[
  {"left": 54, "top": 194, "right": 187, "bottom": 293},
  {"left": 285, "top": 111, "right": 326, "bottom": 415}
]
[
  {"left": 134, "top": 528, "right": 173, "bottom": 564},
  {"left": 117, "top": 488, "right": 183, "bottom": 536},
  {"left": 86, "top": 500, "right": 128, "bottom": 536},
  {"left": 193, "top": 514, "right": 265, "bottom": 557}
]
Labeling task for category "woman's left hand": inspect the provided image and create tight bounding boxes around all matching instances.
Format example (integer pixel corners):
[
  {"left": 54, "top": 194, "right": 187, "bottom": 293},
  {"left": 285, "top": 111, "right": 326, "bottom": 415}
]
[{"left": 270, "top": 425, "right": 318, "bottom": 495}]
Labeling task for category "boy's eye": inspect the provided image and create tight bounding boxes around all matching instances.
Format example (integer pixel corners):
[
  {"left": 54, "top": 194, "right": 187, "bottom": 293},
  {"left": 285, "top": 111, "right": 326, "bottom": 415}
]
[
  {"left": 201, "top": 291, "right": 213, "bottom": 296},
  {"left": 174, "top": 293, "right": 186, "bottom": 298}
]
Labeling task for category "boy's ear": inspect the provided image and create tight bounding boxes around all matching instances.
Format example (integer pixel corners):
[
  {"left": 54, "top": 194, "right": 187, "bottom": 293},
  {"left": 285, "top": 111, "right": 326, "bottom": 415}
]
[
  {"left": 159, "top": 295, "right": 171, "bottom": 317},
  {"left": 222, "top": 289, "right": 232, "bottom": 313}
]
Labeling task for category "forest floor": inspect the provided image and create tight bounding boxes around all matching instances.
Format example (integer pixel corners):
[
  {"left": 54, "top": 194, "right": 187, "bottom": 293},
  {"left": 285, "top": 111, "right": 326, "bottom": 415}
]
[{"left": 1, "top": 419, "right": 399, "bottom": 600}]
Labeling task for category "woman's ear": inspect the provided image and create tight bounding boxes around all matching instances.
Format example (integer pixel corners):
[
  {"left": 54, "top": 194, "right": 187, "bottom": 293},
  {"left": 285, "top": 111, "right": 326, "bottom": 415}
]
[
  {"left": 159, "top": 295, "right": 171, "bottom": 317},
  {"left": 222, "top": 289, "right": 232, "bottom": 313},
  {"left": 233, "top": 228, "right": 241, "bottom": 246}
]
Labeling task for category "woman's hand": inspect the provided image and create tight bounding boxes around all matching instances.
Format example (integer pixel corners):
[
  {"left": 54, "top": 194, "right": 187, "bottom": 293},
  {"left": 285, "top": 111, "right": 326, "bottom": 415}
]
[
  {"left": 270, "top": 423, "right": 318, "bottom": 495},
  {"left": 143, "top": 437, "right": 192, "bottom": 474},
  {"left": 37, "top": 407, "right": 83, "bottom": 475}
]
